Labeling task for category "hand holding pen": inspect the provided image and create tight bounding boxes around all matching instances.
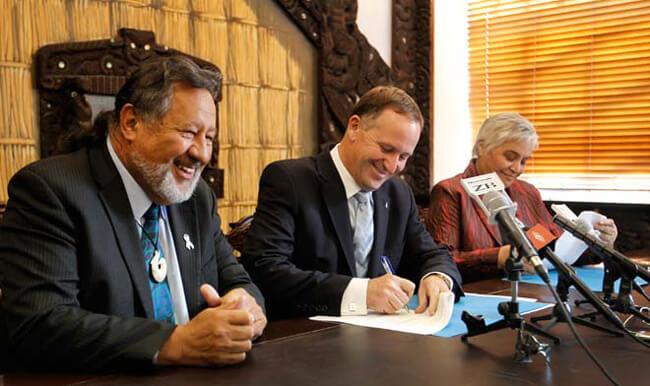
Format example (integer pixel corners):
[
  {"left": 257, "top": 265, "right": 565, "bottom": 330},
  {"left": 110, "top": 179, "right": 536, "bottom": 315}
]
[
  {"left": 366, "top": 256, "right": 415, "bottom": 314},
  {"left": 380, "top": 256, "right": 410, "bottom": 313}
]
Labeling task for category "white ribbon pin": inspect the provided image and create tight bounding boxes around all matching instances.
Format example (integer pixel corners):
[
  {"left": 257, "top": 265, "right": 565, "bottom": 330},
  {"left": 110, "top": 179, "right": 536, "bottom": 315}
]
[{"left": 184, "top": 234, "right": 195, "bottom": 250}]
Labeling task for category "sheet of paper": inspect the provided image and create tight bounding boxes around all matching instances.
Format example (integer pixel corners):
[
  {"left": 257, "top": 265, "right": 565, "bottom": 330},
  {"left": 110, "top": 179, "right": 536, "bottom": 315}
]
[
  {"left": 311, "top": 293, "right": 552, "bottom": 338},
  {"left": 434, "top": 293, "right": 552, "bottom": 337},
  {"left": 310, "top": 292, "right": 455, "bottom": 335},
  {"left": 544, "top": 205, "right": 606, "bottom": 270}
]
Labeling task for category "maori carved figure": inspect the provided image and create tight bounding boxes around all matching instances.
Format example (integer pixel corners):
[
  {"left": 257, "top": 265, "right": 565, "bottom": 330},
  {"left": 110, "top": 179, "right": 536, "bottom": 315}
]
[
  {"left": 35, "top": 28, "right": 224, "bottom": 197},
  {"left": 318, "top": 0, "right": 391, "bottom": 145},
  {"left": 392, "top": 0, "right": 432, "bottom": 204}
]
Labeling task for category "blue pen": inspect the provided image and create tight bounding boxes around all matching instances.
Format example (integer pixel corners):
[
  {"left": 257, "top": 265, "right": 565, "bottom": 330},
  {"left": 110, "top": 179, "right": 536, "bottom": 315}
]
[
  {"left": 380, "top": 255, "right": 395, "bottom": 275},
  {"left": 380, "top": 255, "right": 409, "bottom": 312}
]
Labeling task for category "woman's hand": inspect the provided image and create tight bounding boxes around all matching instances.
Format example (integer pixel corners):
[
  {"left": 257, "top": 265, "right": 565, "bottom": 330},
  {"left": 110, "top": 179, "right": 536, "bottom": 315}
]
[{"left": 594, "top": 218, "right": 618, "bottom": 247}]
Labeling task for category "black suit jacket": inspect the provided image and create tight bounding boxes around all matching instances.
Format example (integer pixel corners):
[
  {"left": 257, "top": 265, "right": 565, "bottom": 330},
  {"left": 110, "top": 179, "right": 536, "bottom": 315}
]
[
  {"left": 0, "top": 142, "right": 263, "bottom": 371},
  {"left": 241, "top": 150, "right": 462, "bottom": 319}
]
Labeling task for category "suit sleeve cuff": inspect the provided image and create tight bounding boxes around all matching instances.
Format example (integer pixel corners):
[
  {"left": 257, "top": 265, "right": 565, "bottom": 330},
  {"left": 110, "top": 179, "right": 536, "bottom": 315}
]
[
  {"left": 421, "top": 272, "right": 453, "bottom": 290},
  {"left": 340, "top": 278, "right": 369, "bottom": 315}
]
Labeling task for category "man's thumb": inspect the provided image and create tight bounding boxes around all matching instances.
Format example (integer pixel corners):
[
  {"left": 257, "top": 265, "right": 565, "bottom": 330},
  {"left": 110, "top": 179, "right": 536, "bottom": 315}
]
[{"left": 200, "top": 284, "right": 221, "bottom": 307}]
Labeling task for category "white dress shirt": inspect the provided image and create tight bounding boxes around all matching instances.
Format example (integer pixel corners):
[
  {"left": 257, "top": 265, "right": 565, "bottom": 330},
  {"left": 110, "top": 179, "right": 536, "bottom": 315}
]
[
  {"left": 107, "top": 137, "right": 190, "bottom": 325},
  {"left": 330, "top": 145, "right": 453, "bottom": 316}
]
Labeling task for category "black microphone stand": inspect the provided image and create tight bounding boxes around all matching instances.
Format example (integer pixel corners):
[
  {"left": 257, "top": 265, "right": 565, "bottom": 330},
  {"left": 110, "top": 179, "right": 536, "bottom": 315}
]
[
  {"left": 577, "top": 257, "right": 650, "bottom": 325},
  {"left": 599, "top": 258, "right": 650, "bottom": 305},
  {"left": 531, "top": 248, "right": 624, "bottom": 336},
  {"left": 553, "top": 214, "right": 650, "bottom": 324},
  {"left": 461, "top": 247, "right": 560, "bottom": 363}
]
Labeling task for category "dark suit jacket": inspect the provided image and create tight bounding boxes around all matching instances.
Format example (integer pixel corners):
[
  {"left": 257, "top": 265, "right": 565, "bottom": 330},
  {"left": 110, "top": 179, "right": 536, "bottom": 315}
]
[
  {"left": 241, "top": 150, "right": 462, "bottom": 320},
  {"left": 426, "top": 161, "right": 564, "bottom": 283},
  {"left": 0, "top": 142, "right": 263, "bottom": 371}
]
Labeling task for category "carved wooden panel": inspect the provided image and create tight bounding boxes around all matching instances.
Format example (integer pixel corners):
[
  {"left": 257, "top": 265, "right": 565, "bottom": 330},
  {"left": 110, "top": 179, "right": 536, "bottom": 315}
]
[
  {"left": 393, "top": 0, "right": 432, "bottom": 205},
  {"left": 34, "top": 28, "right": 224, "bottom": 197},
  {"left": 274, "top": 0, "right": 432, "bottom": 204}
]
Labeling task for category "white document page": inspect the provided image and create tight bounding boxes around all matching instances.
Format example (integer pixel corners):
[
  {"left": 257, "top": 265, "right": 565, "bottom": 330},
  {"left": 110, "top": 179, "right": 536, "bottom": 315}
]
[
  {"left": 310, "top": 292, "right": 455, "bottom": 335},
  {"left": 544, "top": 205, "right": 606, "bottom": 270}
]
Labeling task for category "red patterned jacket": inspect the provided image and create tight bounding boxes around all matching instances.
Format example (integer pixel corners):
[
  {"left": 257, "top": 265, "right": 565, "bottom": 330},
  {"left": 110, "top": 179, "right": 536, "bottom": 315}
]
[{"left": 426, "top": 161, "right": 563, "bottom": 283}]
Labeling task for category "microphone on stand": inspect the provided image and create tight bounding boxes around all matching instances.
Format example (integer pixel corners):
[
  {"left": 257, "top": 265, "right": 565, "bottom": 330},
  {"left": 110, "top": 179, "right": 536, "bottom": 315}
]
[
  {"left": 553, "top": 214, "right": 650, "bottom": 284},
  {"left": 526, "top": 223, "right": 627, "bottom": 332},
  {"left": 458, "top": 174, "right": 562, "bottom": 353},
  {"left": 482, "top": 191, "right": 550, "bottom": 283}
]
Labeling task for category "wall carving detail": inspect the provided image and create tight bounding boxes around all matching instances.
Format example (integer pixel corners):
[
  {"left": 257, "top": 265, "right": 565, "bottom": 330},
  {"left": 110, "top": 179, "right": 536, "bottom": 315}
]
[{"left": 393, "top": 0, "right": 431, "bottom": 204}]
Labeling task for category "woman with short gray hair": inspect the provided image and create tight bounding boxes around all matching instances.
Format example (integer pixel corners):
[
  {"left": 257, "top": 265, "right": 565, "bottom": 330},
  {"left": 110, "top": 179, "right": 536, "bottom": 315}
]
[{"left": 425, "top": 112, "right": 618, "bottom": 283}]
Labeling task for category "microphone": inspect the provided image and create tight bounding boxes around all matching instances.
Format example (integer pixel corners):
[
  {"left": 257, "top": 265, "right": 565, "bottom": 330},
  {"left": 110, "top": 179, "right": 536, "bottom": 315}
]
[
  {"left": 482, "top": 191, "right": 550, "bottom": 283},
  {"left": 553, "top": 214, "right": 650, "bottom": 284},
  {"left": 528, "top": 223, "right": 627, "bottom": 331},
  {"left": 526, "top": 224, "right": 560, "bottom": 271},
  {"left": 526, "top": 223, "right": 557, "bottom": 252}
]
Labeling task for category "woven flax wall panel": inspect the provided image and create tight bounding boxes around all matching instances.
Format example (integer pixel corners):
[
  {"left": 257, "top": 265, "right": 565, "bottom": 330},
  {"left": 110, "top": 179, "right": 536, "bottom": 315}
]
[
  {"left": 191, "top": 0, "right": 226, "bottom": 17},
  {"left": 259, "top": 27, "right": 288, "bottom": 89},
  {"left": 69, "top": 0, "right": 112, "bottom": 41},
  {"left": 111, "top": 1, "right": 157, "bottom": 32},
  {"left": 225, "top": 0, "right": 258, "bottom": 23},
  {"left": 0, "top": 0, "right": 317, "bottom": 232},
  {"left": 192, "top": 18, "right": 228, "bottom": 74},
  {"left": 227, "top": 23, "right": 259, "bottom": 85}
]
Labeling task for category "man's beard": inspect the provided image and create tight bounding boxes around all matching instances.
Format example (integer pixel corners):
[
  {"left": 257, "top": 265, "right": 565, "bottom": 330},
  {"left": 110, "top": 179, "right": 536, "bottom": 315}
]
[{"left": 130, "top": 152, "right": 202, "bottom": 204}]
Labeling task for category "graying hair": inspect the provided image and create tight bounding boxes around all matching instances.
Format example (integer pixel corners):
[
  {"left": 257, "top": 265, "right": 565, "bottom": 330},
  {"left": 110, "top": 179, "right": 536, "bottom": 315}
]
[
  {"left": 113, "top": 56, "right": 221, "bottom": 125},
  {"left": 471, "top": 112, "right": 539, "bottom": 158}
]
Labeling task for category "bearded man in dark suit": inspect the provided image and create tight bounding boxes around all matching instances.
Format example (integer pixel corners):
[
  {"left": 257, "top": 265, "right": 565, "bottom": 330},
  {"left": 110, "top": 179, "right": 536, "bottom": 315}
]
[
  {"left": 241, "top": 86, "right": 463, "bottom": 320},
  {"left": 0, "top": 57, "right": 266, "bottom": 371}
]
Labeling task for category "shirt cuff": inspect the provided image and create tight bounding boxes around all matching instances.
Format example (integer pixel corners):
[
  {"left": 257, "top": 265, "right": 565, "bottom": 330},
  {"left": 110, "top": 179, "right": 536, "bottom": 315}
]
[
  {"left": 421, "top": 271, "right": 453, "bottom": 290},
  {"left": 340, "top": 278, "right": 369, "bottom": 315}
]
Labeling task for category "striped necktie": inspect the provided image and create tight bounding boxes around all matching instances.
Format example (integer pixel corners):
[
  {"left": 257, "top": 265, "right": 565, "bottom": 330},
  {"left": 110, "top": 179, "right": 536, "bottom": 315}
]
[{"left": 352, "top": 191, "right": 374, "bottom": 277}]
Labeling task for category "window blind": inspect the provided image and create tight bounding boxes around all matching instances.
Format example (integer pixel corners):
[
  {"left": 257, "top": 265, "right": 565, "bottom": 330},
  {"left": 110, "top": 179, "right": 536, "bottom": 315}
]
[{"left": 468, "top": 0, "right": 650, "bottom": 176}]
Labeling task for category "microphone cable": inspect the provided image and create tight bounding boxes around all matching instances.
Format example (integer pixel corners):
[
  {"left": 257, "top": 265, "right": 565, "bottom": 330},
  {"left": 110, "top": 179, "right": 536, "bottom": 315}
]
[
  {"left": 611, "top": 308, "right": 650, "bottom": 349},
  {"left": 539, "top": 277, "right": 620, "bottom": 385},
  {"left": 554, "top": 215, "right": 650, "bottom": 349},
  {"left": 623, "top": 307, "right": 650, "bottom": 341}
]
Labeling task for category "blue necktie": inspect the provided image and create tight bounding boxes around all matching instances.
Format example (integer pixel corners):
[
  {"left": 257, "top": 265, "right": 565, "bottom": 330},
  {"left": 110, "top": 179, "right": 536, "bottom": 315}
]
[
  {"left": 141, "top": 205, "right": 175, "bottom": 324},
  {"left": 352, "top": 191, "right": 374, "bottom": 277}
]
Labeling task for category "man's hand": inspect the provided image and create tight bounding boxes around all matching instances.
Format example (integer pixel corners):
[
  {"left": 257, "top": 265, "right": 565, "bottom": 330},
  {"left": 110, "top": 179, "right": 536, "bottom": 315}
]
[
  {"left": 157, "top": 306, "right": 254, "bottom": 366},
  {"left": 156, "top": 284, "right": 267, "bottom": 367},
  {"left": 367, "top": 274, "right": 415, "bottom": 313},
  {"left": 415, "top": 275, "right": 451, "bottom": 315},
  {"left": 594, "top": 218, "right": 618, "bottom": 247},
  {"left": 213, "top": 287, "right": 267, "bottom": 339}
]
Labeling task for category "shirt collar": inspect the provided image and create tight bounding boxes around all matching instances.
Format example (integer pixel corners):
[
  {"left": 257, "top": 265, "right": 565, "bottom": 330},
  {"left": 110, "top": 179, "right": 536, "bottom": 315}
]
[
  {"left": 330, "top": 144, "right": 364, "bottom": 200},
  {"left": 106, "top": 136, "right": 154, "bottom": 220}
]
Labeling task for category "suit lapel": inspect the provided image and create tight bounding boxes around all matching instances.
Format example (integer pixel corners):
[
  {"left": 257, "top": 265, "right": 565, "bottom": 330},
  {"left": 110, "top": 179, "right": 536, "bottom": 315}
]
[
  {"left": 367, "top": 187, "right": 389, "bottom": 278},
  {"left": 167, "top": 201, "right": 201, "bottom": 316},
  {"left": 316, "top": 151, "right": 357, "bottom": 276},
  {"left": 89, "top": 143, "right": 154, "bottom": 319}
]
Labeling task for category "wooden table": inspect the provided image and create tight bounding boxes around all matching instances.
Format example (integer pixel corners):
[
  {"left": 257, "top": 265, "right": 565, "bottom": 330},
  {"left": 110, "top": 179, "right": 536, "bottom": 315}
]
[{"left": 3, "top": 279, "right": 649, "bottom": 385}]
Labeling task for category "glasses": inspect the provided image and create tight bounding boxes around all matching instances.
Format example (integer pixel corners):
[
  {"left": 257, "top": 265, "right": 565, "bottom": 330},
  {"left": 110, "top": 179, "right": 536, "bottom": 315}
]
[{"left": 623, "top": 307, "right": 650, "bottom": 340}]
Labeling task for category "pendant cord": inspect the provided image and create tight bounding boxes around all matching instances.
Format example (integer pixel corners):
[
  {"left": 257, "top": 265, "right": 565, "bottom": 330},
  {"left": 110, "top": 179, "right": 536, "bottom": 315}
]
[{"left": 136, "top": 219, "right": 161, "bottom": 256}]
